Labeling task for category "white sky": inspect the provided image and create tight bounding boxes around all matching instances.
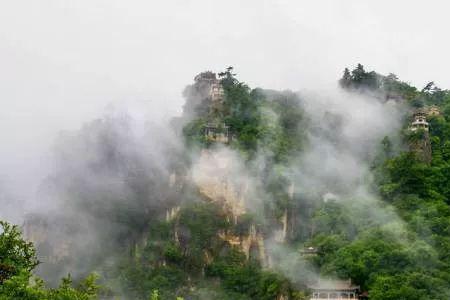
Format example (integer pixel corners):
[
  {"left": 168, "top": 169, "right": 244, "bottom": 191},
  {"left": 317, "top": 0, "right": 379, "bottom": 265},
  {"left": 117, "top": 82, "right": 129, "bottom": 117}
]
[{"left": 0, "top": 0, "right": 449, "bottom": 211}]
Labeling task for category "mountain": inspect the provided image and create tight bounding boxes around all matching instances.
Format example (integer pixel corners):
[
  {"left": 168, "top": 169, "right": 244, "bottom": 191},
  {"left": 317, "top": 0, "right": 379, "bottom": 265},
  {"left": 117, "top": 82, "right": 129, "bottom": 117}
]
[{"left": 2, "top": 65, "right": 450, "bottom": 300}]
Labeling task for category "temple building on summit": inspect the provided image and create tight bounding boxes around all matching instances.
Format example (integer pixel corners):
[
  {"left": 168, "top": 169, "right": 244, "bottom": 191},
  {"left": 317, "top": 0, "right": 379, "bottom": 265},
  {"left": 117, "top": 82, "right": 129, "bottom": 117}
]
[
  {"left": 194, "top": 71, "right": 224, "bottom": 104},
  {"left": 408, "top": 108, "right": 432, "bottom": 163},
  {"left": 409, "top": 109, "right": 429, "bottom": 132}
]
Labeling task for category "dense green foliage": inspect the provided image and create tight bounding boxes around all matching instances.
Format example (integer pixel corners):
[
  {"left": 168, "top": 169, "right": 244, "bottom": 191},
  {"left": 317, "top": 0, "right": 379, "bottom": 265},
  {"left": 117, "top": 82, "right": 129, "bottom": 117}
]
[{"left": 307, "top": 65, "right": 450, "bottom": 299}]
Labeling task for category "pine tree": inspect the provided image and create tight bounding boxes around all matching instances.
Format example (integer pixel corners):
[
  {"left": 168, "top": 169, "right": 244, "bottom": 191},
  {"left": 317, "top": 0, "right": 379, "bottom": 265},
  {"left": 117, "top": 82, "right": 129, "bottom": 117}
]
[{"left": 339, "top": 67, "right": 352, "bottom": 88}]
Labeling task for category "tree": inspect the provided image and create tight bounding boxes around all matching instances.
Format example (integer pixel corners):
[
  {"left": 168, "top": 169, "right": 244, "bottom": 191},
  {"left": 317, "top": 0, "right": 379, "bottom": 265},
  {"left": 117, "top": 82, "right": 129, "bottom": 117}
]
[
  {"left": 422, "top": 81, "right": 435, "bottom": 93},
  {"left": 370, "top": 273, "right": 449, "bottom": 300},
  {"left": 351, "top": 64, "right": 366, "bottom": 83},
  {"left": 0, "top": 220, "right": 100, "bottom": 300},
  {"left": 339, "top": 68, "right": 352, "bottom": 88},
  {"left": 0, "top": 221, "right": 38, "bottom": 283},
  {"left": 219, "top": 66, "right": 238, "bottom": 86}
]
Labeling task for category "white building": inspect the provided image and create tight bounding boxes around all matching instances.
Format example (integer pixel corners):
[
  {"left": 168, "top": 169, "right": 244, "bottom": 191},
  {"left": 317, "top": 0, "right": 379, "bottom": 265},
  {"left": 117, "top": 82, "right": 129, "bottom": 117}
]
[
  {"left": 309, "top": 279, "right": 360, "bottom": 300},
  {"left": 409, "top": 109, "right": 429, "bottom": 132}
]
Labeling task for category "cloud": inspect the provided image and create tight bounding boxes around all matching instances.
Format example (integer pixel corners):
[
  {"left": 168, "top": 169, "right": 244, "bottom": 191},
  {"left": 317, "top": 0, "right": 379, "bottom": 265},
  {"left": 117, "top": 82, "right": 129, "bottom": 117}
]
[{"left": 1, "top": 1, "right": 448, "bottom": 225}]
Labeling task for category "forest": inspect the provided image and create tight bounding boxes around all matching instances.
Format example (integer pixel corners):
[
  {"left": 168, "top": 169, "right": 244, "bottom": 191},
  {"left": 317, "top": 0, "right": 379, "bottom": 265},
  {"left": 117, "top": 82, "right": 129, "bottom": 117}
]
[{"left": 1, "top": 64, "right": 450, "bottom": 299}]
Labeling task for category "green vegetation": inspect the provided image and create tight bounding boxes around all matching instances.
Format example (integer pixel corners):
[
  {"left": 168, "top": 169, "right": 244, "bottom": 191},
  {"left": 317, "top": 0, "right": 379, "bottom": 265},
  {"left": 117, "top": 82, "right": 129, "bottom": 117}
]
[
  {"left": 308, "top": 65, "right": 450, "bottom": 299},
  {"left": 183, "top": 67, "right": 305, "bottom": 162},
  {"left": 0, "top": 221, "right": 100, "bottom": 300},
  {"left": 115, "top": 201, "right": 303, "bottom": 299},
  {"left": 3, "top": 65, "right": 450, "bottom": 299}
]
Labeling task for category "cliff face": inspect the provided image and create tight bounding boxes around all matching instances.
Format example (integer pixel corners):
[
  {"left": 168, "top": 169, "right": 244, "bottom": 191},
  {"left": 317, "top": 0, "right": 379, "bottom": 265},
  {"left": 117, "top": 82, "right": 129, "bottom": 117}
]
[
  {"left": 191, "top": 147, "right": 269, "bottom": 264},
  {"left": 165, "top": 146, "right": 272, "bottom": 266},
  {"left": 192, "top": 149, "right": 247, "bottom": 221},
  {"left": 409, "top": 132, "right": 432, "bottom": 163},
  {"left": 408, "top": 108, "right": 435, "bottom": 164},
  {"left": 22, "top": 215, "right": 72, "bottom": 264}
]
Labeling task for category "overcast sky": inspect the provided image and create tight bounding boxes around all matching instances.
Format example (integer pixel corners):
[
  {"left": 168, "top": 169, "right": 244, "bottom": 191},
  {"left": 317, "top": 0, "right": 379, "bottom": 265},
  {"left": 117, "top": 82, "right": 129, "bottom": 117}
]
[{"left": 1, "top": 1, "right": 449, "bottom": 215}]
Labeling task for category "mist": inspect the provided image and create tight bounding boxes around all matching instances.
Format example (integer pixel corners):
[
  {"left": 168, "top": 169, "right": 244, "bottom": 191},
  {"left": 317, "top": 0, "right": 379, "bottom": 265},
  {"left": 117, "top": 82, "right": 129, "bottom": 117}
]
[
  {"left": 188, "top": 85, "right": 408, "bottom": 287},
  {"left": 294, "top": 88, "right": 404, "bottom": 195},
  {"left": 2, "top": 1, "right": 449, "bottom": 224},
  {"left": 263, "top": 87, "right": 409, "bottom": 285},
  {"left": 1, "top": 1, "right": 450, "bottom": 298}
]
